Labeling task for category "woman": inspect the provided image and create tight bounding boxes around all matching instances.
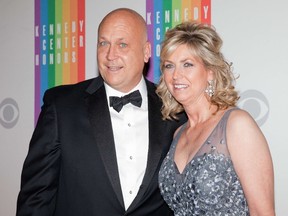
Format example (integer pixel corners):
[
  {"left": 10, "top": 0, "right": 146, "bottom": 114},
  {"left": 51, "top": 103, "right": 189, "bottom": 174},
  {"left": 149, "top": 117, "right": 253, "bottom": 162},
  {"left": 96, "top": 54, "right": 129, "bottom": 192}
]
[{"left": 157, "top": 22, "right": 275, "bottom": 215}]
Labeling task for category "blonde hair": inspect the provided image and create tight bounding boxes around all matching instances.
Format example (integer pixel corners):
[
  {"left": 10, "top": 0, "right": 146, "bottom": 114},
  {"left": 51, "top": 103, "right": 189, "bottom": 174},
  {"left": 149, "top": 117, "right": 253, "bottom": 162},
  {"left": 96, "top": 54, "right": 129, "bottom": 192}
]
[{"left": 156, "top": 22, "right": 239, "bottom": 120}]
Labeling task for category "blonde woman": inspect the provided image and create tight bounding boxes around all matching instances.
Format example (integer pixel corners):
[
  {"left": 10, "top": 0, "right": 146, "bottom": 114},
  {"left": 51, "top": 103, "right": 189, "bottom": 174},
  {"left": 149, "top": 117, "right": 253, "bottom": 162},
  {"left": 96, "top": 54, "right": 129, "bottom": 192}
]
[{"left": 157, "top": 22, "right": 275, "bottom": 215}]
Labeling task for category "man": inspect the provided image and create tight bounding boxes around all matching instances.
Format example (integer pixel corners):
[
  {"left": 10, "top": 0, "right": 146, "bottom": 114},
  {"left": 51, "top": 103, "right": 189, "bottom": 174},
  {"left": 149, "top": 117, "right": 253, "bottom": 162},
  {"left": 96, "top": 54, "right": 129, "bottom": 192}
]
[{"left": 16, "top": 8, "right": 184, "bottom": 215}]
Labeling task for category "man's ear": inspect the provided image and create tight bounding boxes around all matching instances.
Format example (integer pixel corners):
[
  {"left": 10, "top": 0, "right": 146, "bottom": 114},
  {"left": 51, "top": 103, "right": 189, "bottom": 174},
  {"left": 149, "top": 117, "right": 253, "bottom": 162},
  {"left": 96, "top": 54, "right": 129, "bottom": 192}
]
[{"left": 144, "top": 41, "right": 151, "bottom": 63}]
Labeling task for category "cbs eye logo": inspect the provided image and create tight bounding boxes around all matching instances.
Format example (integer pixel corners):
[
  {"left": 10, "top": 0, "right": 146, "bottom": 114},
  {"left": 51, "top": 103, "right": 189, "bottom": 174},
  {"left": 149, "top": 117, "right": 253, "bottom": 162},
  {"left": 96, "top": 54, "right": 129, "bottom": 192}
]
[
  {"left": 0, "top": 98, "right": 20, "bottom": 129},
  {"left": 237, "top": 90, "right": 269, "bottom": 127}
]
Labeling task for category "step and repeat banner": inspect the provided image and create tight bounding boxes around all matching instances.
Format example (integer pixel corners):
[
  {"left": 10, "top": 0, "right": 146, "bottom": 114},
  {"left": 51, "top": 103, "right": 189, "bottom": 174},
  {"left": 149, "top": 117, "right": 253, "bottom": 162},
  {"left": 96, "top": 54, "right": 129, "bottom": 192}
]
[
  {"left": 34, "top": 0, "right": 86, "bottom": 123},
  {"left": 145, "top": 0, "right": 211, "bottom": 83},
  {"left": 1, "top": 0, "right": 287, "bottom": 215}
]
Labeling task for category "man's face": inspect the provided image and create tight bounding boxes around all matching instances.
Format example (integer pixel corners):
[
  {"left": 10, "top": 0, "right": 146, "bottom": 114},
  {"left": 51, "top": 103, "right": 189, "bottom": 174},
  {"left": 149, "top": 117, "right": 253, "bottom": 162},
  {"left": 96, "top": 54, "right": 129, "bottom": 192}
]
[{"left": 97, "top": 12, "right": 151, "bottom": 93}]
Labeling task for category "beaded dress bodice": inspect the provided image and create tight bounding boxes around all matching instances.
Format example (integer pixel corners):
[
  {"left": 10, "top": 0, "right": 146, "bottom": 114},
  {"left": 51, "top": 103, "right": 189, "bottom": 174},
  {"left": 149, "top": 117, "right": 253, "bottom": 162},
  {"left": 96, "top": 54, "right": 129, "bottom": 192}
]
[{"left": 159, "top": 108, "right": 249, "bottom": 216}]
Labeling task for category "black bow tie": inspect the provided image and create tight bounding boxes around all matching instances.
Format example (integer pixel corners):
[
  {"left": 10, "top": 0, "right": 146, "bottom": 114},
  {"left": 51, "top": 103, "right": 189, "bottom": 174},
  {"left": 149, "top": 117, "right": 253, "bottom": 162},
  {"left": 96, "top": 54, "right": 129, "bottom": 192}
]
[{"left": 109, "top": 90, "right": 142, "bottom": 112}]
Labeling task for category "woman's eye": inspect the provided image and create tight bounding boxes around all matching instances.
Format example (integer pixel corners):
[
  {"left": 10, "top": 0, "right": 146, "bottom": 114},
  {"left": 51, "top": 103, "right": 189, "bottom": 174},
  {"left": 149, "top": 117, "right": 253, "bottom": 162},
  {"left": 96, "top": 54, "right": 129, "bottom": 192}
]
[
  {"left": 164, "top": 63, "right": 174, "bottom": 69},
  {"left": 184, "top": 62, "right": 193, "bottom": 67}
]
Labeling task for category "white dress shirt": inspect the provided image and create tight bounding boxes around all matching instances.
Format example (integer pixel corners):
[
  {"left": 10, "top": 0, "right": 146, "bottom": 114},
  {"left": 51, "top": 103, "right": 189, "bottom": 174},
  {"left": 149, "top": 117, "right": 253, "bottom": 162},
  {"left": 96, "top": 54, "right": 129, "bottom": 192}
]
[{"left": 104, "top": 77, "right": 149, "bottom": 210}]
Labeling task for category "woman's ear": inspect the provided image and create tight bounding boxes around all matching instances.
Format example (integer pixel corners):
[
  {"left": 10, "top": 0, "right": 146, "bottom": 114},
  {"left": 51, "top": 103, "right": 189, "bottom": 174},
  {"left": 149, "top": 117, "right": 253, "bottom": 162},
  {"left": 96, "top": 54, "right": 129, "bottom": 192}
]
[{"left": 207, "top": 69, "right": 214, "bottom": 81}]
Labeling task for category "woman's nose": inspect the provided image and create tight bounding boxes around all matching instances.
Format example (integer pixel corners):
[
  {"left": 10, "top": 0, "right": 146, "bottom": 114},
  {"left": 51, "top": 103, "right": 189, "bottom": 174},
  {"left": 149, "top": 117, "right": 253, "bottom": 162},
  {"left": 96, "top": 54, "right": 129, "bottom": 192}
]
[{"left": 172, "top": 68, "right": 182, "bottom": 80}]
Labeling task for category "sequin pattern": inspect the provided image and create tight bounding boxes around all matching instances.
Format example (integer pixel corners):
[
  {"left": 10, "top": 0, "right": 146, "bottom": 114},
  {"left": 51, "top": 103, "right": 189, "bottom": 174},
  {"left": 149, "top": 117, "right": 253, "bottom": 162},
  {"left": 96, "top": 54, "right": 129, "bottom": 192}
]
[{"left": 159, "top": 108, "right": 250, "bottom": 216}]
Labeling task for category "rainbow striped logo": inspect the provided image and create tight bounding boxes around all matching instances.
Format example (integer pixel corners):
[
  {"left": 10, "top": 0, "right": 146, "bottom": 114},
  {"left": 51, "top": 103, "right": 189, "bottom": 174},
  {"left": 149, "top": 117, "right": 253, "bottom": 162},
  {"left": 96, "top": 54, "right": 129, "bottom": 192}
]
[
  {"left": 34, "top": 0, "right": 85, "bottom": 123},
  {"left": 146, "top": 0, "right": 211, "bottom": 83}
]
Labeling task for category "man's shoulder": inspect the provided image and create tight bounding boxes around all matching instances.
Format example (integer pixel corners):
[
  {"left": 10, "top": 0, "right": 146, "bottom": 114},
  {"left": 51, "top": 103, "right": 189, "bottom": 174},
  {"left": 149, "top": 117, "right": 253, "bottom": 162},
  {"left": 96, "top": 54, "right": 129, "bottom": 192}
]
[
  {"left": 43, "top": 76, "right": 103, "bottom": 103},
  {"left": 144, "top": 78, "right": 159, "bottom": 102},
  {"left": 49, "top": 77, "right": 93, "bottom": 92},
  {"left": 144, "top": 78, "right": 157, "bottom": 90}
]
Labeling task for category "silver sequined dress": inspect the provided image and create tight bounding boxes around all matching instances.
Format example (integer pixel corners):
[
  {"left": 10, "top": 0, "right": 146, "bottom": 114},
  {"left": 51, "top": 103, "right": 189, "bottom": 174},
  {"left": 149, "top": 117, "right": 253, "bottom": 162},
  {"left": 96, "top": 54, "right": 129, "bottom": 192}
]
[{"left": 159, "top": 108, "right": 250, "bottom": 216}]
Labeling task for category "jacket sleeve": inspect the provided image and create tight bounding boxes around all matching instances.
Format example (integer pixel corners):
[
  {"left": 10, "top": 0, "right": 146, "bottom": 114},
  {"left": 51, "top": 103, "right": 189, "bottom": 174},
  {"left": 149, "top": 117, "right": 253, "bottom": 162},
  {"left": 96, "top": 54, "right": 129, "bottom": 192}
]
[{"left": 16, "top": 90, "right": 61, "bottom": 216}]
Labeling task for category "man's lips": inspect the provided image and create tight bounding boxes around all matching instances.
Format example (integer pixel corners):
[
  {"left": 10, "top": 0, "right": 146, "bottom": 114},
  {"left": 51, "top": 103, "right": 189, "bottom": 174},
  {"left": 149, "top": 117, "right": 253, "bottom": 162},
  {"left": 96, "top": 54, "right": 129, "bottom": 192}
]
[{"left": 107, "top": 65, "right": 123, "bottom": 71}]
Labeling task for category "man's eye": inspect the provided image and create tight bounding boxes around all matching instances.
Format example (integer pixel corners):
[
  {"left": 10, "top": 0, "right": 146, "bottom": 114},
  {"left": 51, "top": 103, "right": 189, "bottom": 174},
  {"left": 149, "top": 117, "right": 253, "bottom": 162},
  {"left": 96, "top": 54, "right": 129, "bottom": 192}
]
[
  {"left": 119, "top": 43, "right": 127, "bottom": 48},
  {"left": 98, "top": 41, "right": 108, "bottom": 46}
]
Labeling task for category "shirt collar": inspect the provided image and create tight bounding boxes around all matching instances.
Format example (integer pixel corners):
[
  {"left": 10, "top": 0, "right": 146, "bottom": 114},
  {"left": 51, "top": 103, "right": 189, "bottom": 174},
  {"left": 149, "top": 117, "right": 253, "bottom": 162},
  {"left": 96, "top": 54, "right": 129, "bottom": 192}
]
[{"left": 104, "top": 76, "right": 148, "bottom": 109}]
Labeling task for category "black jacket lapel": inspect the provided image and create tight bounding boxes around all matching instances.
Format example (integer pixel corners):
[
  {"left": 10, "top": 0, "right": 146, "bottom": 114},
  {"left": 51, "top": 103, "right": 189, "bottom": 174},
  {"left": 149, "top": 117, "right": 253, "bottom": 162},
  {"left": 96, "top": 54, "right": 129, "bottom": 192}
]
[
  {"left": 127, "top": 80, "right": 166, "bottom": 211},
  {"left": 85, "top": 77, "right": 125, "bottom": 208}
]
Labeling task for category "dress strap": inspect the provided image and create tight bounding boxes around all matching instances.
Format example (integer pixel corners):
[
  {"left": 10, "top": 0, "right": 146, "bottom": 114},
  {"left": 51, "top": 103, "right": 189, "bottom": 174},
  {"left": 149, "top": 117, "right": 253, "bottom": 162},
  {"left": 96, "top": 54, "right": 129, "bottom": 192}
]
[{"left": 170, "top": 122, "right": 187, "bottom": 150}]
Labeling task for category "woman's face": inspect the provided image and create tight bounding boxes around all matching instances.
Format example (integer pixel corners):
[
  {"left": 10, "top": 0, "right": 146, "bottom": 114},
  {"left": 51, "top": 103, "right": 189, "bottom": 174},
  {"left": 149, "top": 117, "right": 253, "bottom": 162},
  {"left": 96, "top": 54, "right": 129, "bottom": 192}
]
[{"left": 162, "top": 44, "right": 213, "bottom": 106}]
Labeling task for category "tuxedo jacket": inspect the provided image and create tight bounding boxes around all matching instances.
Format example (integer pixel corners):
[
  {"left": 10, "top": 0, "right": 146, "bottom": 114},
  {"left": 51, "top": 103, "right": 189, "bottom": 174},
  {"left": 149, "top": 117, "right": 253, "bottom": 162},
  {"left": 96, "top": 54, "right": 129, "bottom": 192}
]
[{"left": 17, "top": 76, "right": 185, "bottom": 216}]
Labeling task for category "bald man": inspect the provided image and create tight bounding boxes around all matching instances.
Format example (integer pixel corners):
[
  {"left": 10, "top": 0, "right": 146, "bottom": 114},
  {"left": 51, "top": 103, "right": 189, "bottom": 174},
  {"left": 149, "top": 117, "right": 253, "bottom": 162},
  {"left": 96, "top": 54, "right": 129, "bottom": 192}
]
[{"left": 16, "top": 8, "right": 185, "bottom": 216}]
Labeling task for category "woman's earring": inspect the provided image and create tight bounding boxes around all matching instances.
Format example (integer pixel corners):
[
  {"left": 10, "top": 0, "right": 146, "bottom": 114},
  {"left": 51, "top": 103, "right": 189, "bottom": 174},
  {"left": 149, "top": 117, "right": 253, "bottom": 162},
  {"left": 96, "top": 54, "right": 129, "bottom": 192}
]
[
  {"left": 168, "top": 92, "right": 172, "bottom": 100},
  {"left": 205, "top": 80, "right": 215, "bottom": 97}
]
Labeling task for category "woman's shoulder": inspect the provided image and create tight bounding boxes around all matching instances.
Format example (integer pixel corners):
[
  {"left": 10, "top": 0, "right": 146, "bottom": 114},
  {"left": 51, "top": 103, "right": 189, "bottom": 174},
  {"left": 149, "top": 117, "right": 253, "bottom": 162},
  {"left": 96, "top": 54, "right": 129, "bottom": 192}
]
[
  {"left": 226, "top": 107, "right": 262, "bottom": 144},
  {"left": 227, "top": 107, "right": 256, "bottom": 127}
]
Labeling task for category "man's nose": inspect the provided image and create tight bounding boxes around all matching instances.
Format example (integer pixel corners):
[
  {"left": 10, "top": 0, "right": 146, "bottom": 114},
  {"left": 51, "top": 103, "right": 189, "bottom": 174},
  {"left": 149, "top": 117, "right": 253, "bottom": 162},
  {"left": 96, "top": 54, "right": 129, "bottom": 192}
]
[{"left": 107, "top": 44, "right": 118, "bottom": 60}]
